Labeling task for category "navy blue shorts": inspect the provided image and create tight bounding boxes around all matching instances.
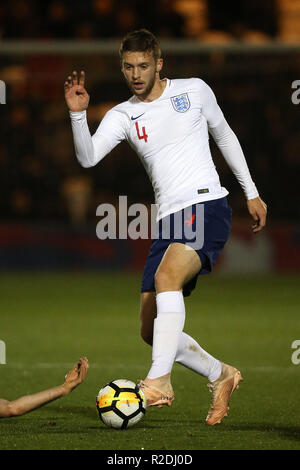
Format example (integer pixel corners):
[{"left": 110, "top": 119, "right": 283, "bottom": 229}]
[{"left": 141, "top": 197, "right": 232, "bottom": 297}]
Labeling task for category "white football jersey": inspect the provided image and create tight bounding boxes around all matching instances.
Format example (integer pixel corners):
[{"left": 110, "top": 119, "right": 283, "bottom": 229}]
[{"left": 70, "top": 77, "right": 258, "bottom": 220}]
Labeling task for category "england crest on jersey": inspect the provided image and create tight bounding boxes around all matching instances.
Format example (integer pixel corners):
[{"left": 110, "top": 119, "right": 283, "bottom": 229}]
[{"left": 171, "top": 93, "right": 190, "bottom": 113}]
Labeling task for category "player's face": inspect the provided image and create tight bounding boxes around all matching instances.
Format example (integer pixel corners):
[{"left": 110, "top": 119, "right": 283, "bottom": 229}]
[{"left": 121, "top": 51, "right": 163, "bottom": 99}]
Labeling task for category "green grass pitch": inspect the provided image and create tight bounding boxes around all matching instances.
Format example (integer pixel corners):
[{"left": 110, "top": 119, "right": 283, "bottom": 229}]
[{"left": 0, "top": 272, "right": 299, "bottom": 450}]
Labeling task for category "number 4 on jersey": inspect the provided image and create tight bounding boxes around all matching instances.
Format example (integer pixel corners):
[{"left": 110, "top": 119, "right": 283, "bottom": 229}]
[{"left": 135, "top": 122, "right": 148, "bottom": 143}]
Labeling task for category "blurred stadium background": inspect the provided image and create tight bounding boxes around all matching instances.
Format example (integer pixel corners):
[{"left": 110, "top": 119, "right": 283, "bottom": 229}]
[{"left": 0, "top": 0, "right": 299, "bottom": 275}]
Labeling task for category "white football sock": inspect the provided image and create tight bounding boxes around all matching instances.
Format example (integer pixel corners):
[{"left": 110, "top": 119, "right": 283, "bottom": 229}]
[
  {"left": 175, "top": 332, "right": 222, "bottom": 382},
  {"left": 147, "top": 291, "right": 185, "bottom": 380}
]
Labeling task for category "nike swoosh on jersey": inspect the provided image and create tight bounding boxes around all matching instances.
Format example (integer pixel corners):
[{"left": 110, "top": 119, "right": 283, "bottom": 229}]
[{"left": 131, "top": 113, "right": 145, "bottom": 120}]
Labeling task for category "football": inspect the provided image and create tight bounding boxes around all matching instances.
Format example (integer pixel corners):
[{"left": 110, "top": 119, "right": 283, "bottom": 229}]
[{"left": 96, "top": 379, "right": 146, "bottom": 429}]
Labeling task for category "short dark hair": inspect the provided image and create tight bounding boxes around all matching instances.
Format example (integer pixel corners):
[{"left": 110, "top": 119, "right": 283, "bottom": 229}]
[{"left": 119, "top": 29, "right": 161, "bottom": 62}]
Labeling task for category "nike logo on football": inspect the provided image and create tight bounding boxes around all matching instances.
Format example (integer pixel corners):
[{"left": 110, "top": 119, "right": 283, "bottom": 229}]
[{"left": 131, "top": 113, "right": 145, "bottom": 120}]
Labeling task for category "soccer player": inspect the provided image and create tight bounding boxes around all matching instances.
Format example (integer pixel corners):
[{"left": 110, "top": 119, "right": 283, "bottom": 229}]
[
  {"left": 64, "top": 29, "right": 267, "bottom": 426},
  {"left": 0, "top": 357, "right": 89, "bottom": 418}
]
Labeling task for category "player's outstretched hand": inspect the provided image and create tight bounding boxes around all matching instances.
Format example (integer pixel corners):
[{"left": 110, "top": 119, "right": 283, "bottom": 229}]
[
  {"left": 64, "top": 71, "right": 90, "bottom": 112},
  {"left": 63, "top": 357, "right": 89, "bottom": 394},
  {"left": 247, "top": 196, "right": 267, "bottom": 233}
]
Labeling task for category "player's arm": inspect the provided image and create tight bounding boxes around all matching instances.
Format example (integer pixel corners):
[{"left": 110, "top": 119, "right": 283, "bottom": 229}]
[
  {"left": 0, "top": 399, "right": 11, "bottom": 418},
  {"left": 200, "top": 81, "right": 267, "bottom": 232},
  {"left": 210, "top": 119, "right": 267, "bottom": 232},
  {"left": 64, "top": 70, "right": 98, "bottom": 168},
  {"left": 64, "top": 71, "right": 123, "bottom": 168},
  {"left": 0, "top": 358, "right": 89, "bottom": 418}
]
